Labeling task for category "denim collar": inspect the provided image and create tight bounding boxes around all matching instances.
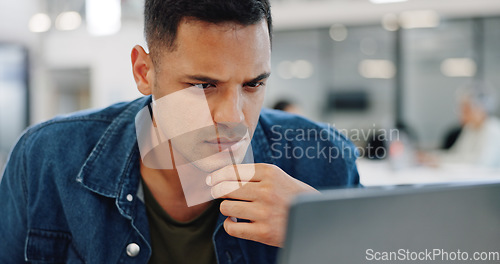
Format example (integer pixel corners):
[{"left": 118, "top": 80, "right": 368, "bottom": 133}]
[{"left": 76, "top": 96, "right": 149, "bottom": 199}]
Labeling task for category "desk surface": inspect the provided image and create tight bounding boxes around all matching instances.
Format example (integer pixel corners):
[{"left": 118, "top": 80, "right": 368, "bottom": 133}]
[{"left": 358, "top": 159, "right": 500, "bottom": 186}]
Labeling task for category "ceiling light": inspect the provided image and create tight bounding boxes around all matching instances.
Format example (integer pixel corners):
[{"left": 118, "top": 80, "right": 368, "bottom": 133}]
[
  {"left": 291, "top": 60, "right": 314, "bottom": 79},
  {"left": 441, "top": 58, "right": 477, "bottom": 77},
  {"left": 382, "top": 13, "right": 399, "bottom": 31},
  {"left": 329, "top": 24, "right": 348, "bottom": 42},
  {"left": 55, "top": 11, "right": 82, "bottom": 31},
  {"left": 86, "top": 0, "right": 121, "bottom": 36},
  {"left": 278, "top": 60, "right": 314, "bottom": 80},
  {"left": 359, "top": 60, "right": 396, "bottom": 79},
  {"left": 399, "top": 10, "right": 440, "bottom": 29},
  {"left": 29, "top": 13, "right": 51, "bottom": 33}
]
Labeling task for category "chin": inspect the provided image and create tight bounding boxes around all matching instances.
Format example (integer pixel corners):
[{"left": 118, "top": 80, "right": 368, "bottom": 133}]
[{"left": 174, "top": 140, "right": 252, "bottom": 173}]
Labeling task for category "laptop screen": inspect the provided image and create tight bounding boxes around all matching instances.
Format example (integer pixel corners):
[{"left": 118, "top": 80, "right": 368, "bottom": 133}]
[{"left": 279, "top": 182, "right": 500, "bottom": 264}]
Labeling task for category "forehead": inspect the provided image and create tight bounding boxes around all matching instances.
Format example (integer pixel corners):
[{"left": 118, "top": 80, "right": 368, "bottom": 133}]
[
  {"left": 156, "top": 19, "right": 271, "bottom": 79},
  {"left": 178, "top": 18, "right": 270, "bottom": 52}
]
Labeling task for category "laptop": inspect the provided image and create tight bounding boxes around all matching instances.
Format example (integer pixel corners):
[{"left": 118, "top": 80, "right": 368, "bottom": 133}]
[{"left": 278, "top": 182, "right": 500, "bottom": 264}]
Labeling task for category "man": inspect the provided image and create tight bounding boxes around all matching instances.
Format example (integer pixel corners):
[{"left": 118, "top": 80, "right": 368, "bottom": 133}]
[{"left": 0, "top": 0, "right": 359, "bottom": 263}]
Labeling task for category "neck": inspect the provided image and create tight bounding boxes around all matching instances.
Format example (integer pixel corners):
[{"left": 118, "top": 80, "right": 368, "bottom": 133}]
[
  {"left": 141, "top": 163, "right": 185, "bottom": 200},
  {"left": 140, "top": 160, "right": 213, "bottom": 222}
]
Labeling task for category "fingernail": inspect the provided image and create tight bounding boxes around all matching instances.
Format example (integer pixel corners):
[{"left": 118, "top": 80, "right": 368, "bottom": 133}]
[
  {"left": 210, "top": 187, "right": 216, "bottom": 199},
  {"left": 206, "top": 175, "right": 211, "bottom": 186}
]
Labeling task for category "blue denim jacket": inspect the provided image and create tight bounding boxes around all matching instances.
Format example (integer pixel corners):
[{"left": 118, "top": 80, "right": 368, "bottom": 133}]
[{"left": 0, "top": 96, "right": 359, "bottom": 264}]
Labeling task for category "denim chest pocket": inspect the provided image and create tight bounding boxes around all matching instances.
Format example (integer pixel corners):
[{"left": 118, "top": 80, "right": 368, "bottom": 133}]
[{"left": 25, "top": 229, "right": 84, "bottom": 264}]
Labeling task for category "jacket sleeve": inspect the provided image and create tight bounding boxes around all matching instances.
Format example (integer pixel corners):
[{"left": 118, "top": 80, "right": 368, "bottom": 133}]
[{"left": 0, "top": 135, "right": 29, "bottom": 263}]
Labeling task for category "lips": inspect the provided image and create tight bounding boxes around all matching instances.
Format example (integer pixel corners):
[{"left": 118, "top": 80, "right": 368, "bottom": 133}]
[{"left": 205, "top": 137, "right": 247, "bottom": 152}]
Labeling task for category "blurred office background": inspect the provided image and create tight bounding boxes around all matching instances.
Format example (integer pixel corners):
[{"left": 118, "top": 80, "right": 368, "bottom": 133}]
[{"left": 1, "top": 0, "right": 500, "bottom": 183}]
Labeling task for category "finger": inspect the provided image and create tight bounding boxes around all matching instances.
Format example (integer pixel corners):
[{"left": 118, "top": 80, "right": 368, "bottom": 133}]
[
  {"left": 211, "top": 181, "right": 260, "bottom": 200},
  {"left": 219, "top": 200, "right": 267, "bottom": 221},
  {"left": 223, "top": 217, "right": 260, "bottom": 242},
  {"left": 207, "top": 164, "right": 260, "bottom": 186}
]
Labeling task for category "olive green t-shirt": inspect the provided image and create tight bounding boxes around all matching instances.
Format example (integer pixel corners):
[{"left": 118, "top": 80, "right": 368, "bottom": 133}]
[{"left": 142, "top": 182, "right": 221, "bottom": 264}]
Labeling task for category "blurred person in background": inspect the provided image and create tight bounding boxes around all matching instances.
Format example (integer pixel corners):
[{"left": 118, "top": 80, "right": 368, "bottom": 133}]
[
  {"left": 434, "top": 82, "right": 500, "bottom": 168},
  {"left": 272, "top": 99, "right": 304, "bottom": 116}
]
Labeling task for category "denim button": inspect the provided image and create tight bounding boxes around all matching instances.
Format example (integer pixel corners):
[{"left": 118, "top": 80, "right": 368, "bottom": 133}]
[
  {"left": 126, "top": 194, "right": 133, "bottom": 202},
  {"left": 126, "top": 243, "right": 140, "bottom": 257}
]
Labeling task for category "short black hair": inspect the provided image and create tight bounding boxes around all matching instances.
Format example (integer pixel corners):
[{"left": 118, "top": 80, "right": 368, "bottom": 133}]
[{"left": 144, "top": 0, "right": 272, "bottom": 65}]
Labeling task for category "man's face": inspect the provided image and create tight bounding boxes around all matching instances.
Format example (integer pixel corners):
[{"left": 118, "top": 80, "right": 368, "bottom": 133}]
[{"left": 148, "top": 19, "right": 271, "bottom": 172}]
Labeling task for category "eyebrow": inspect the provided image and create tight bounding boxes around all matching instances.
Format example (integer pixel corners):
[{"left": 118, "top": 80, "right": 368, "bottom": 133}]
[
  {"left": 249, "top": 72, "right": 272, "bottom": 83},
  {"left": 185, "top": 72, "right": 271, "bottom": 84},
  {"left": 185, "top": 75, "right": 220, "bottom": 84}
]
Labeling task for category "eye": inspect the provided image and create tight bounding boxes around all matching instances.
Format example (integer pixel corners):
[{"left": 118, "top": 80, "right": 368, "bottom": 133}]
[
  {"left": 192, "top": 83, "right": 216, "bottom": 89},
  {"left": 245, "top": 82, "right": 265, "bottom": 89}
]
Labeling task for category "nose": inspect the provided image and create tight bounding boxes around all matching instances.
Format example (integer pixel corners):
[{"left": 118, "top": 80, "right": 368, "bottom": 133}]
[{"left": 212, "top": 86, "right": 244, "bottom": 128}]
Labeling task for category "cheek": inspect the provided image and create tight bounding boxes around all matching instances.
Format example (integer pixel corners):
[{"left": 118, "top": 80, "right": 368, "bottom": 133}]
[
  {"left": 151, "top": 82, "right": 169, "bottom": 100},
  {"left": 243, "top": 92, "right": 265, "bottom": 130},
  {"left": 153, "top": 86, "right": 215, "bottom": 140}
]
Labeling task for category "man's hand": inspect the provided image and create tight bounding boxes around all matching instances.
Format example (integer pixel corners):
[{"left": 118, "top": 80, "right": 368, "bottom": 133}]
[{"left": 206, "top": 164, "right": 318, "bottom": 247}]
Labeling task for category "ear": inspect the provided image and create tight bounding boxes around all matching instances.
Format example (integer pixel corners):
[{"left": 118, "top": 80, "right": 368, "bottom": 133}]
[{"left": 131, "top": 45, "right": 155, "bottom": 95}]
